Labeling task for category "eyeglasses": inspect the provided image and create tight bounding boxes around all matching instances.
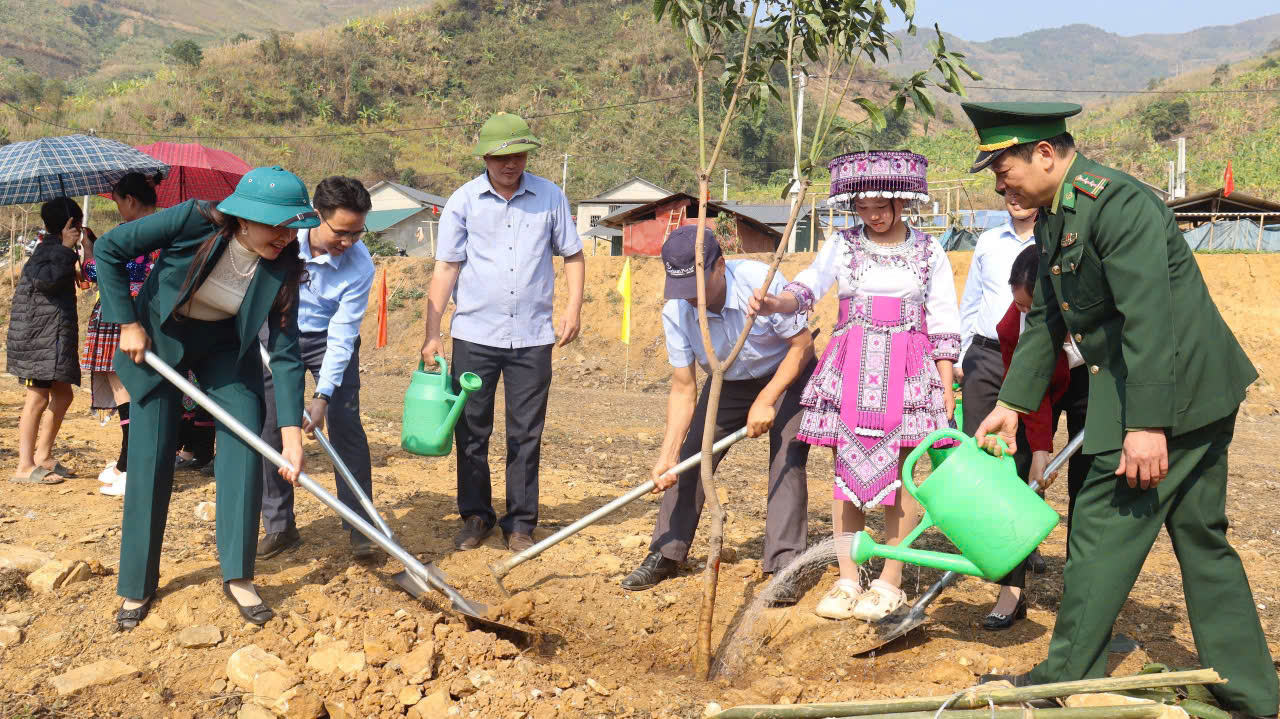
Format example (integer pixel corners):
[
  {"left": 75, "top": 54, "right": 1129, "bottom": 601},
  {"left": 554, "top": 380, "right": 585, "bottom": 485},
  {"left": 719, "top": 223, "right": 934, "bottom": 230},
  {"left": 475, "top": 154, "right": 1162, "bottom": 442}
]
[{"left": 323, "top": 216, "right": 366, "bottom": 241}]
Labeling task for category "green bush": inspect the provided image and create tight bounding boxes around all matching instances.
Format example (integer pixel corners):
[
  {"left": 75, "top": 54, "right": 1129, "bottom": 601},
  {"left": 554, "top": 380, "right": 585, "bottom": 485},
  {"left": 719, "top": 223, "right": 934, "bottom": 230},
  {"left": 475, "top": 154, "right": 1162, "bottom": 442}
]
[
  {"left": 1139, "top": 99, "right": 1191, "bottom": 141},
  {"left": 364, "top": 232, "right": 400, "bottom": 257},
  {"left": 164, "top": 40, "right": 204, "bottom": 68}
]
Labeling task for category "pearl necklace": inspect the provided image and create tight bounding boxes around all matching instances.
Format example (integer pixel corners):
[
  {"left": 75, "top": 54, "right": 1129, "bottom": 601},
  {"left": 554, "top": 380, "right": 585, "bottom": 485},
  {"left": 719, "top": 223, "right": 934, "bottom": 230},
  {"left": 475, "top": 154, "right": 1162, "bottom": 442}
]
[{"left": 228, "top": 239, "right": 260, "bottom": 277}]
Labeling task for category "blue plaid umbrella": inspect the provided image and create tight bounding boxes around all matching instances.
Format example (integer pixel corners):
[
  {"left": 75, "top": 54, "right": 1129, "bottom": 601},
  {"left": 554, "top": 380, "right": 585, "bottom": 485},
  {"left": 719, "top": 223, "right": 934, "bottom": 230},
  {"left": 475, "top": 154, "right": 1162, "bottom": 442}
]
[{"left": 0, "top": 134, "right": 170, "bottom": 206}]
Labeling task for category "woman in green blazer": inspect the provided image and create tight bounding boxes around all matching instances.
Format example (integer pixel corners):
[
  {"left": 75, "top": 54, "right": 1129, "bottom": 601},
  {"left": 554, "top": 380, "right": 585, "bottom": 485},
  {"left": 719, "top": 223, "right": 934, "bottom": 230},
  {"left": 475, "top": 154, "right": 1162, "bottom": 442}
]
[{"left": 95, "top": 166, "right": 319, "bottom": 630}]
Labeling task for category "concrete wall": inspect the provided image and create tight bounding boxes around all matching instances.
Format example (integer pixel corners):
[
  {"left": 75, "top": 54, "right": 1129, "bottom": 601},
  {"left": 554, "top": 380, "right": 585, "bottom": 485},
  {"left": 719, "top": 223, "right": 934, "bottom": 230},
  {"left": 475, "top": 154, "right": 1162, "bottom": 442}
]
[{"left": 370, "top": 186, "right": 421, "bottom": 212}]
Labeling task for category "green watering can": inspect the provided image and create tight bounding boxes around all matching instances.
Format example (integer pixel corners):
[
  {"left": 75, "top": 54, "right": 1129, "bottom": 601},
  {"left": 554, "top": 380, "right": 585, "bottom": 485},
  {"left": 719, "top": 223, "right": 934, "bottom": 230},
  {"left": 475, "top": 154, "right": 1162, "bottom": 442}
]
[
  {"left": 849, "top": 428, "right": 1059, "bottom": 580},
  {"left": 401, "top": 355, "right": 483, "bottom": 457},
  {"left": 926, "top": 383, "right": 963, "bottom": 470}
]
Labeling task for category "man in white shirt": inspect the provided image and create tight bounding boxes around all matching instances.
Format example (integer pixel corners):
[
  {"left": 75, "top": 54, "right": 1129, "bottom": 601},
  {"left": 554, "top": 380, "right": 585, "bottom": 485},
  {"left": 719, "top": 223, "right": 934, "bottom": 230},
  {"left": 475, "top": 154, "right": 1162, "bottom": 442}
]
[
  {"left": 620, "top": 226, "right": 815, "bottom": 605},
  {"left": 957, "top": 195, "right": 1037, "bottom": 436}
]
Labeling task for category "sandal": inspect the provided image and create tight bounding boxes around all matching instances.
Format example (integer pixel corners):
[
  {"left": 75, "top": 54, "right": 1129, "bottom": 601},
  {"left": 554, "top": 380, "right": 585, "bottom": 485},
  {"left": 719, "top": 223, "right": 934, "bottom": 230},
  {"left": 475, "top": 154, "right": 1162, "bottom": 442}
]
[
  {"left": 49, "top": 462, "right": 76, "bottom": 478},
  {"left": 116, "top": 596, "right": 153, "bottom": 632},
  {"left": 10, "top": 467, "right": 62, "bottom": 485},
  {"left": 815, "top": 579, "right": 863, "bottom": 620},
  {"left": 851, "top": 579, "right": 907, "bottom": 621},
  {"left": 222, "top": 582, "right": 275, "bottom": 625}
]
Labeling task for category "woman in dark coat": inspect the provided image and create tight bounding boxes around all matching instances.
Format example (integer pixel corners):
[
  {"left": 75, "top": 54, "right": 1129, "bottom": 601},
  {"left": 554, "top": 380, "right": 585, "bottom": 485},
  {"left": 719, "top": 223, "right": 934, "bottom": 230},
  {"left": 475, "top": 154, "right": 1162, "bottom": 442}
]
[{"left": 6, "top": 198, "right": 89, "bottom": 484}]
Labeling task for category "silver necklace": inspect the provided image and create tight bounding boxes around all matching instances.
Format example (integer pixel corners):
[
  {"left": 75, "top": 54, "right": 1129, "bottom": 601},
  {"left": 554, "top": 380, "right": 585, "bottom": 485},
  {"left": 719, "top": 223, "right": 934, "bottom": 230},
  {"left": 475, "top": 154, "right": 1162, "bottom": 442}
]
[{"left": 228, "top": 239, "right": 259, "bottom": 277}]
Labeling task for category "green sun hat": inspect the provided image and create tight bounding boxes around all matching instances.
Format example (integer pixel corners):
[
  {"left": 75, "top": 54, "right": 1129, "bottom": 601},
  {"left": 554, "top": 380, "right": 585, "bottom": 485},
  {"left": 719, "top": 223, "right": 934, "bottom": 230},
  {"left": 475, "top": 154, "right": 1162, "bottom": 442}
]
[
  {"left": 961, "top": 102, "right": 1083, "bottom": 173},
  {"left": 216, "top": 166, "right": 321, "bottom": 228},
  {"left": 471, "top": 112, "right": 542, "bottom": 157}
]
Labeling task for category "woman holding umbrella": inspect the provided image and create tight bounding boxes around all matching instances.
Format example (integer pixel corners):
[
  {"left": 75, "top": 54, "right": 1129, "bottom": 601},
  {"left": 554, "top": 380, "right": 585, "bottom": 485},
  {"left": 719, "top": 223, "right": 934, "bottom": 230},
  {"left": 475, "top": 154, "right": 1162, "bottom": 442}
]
[{"left": 96, "top": 166, "right": 316, "bottom": 629}]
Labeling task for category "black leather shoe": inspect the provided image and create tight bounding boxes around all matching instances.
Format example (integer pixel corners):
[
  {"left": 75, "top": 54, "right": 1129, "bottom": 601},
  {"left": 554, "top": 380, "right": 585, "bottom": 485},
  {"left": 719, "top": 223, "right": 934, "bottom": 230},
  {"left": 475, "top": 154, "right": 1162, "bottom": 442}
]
[
  {"left": 763, "top": 578, "right": 801, "bottom": 607},
  {"left": 222, "top": 582, "right": 274, "bottom": 625},
  {"left": 621, "top": 552, "right": 679, "bottom": 591},
  {"left": 200, "top": 458, "right": 216, "bottom": 477},
  {"left": 115, "top": 596, "right": 153, "bottom": 632},
  {"left": 257, "top": 526, "right": 302, "bottom": 559},
  {"left": 350, "top": 531, "right": 380, "bottom": 562},
  {"left": 454, "top": 516, "right": 494, "bottom": 550},
  {"left": 982, "top": 595, "right": 1027, "bottom": 630},
  {"left": 175, "top": 456, "right": 211, "bottom": 471},
  {"left": 1027, "top": 549, "right": 1047, "bottom": 574}
]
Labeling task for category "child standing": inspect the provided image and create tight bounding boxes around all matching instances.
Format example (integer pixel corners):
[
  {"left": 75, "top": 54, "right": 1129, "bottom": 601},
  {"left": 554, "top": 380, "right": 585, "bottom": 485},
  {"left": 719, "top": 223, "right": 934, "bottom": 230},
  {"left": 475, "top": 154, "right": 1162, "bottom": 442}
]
[
  {"left": 752, "top": 151, "right": 960, "bottom": 620},
  {"left": 6, "top": 198, "right": 89, "bottom": 485}
]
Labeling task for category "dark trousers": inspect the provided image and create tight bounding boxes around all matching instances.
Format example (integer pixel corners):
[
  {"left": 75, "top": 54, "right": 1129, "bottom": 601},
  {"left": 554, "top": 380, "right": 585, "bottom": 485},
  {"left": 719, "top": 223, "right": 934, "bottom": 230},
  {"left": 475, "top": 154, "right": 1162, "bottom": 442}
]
[
  {"left": 118, "top": 318, "right": 263, "bottom": 599},
  {"left": 960, "top": 339, "right": 1002, "bottom": 438},
  {"left": 260, "top": 332, "right": 372, "bottom": 534},
  {"left": 1028, "top": 411, "right": 1278, "bottom": 716},
  {"left": 452, "top": 338, "right": 553, "bottom": 535},
  {"left": 179, "top": 406, "right": 215, "bottom": 462},
  {"left": 650, "top": 360, "right": 815, "bottom": 574},
  {"left": 998, "top": 364, "right": 1090, "bottom": 588}
]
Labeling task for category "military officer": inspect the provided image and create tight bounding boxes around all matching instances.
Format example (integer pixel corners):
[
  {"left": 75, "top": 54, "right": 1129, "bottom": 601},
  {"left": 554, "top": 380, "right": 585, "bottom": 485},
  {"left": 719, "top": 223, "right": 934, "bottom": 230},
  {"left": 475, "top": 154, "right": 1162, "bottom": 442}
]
[{"left": 965, "top": 102, "right": 1278, "bottom": 719}]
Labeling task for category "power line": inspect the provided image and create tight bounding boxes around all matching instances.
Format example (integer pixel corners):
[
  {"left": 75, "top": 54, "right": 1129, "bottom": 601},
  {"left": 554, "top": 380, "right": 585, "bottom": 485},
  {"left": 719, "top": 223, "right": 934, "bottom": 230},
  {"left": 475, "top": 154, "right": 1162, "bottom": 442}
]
[
  {"left": 0, "top": 93, "right": 693, "bottom": 142},
  {"left": 816, "top": 74, "right": 1280, "bottom": 95}
]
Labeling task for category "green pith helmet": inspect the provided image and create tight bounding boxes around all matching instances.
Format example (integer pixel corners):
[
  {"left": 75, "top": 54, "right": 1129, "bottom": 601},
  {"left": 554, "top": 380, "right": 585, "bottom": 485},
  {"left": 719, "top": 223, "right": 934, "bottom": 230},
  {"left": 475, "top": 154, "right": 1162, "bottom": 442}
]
[
  {"left": 960, "top": 102, "right": 1083, "bottom": 173},
  {"left": 472, "top": 112, "right": 542, "bottom": 157},
  {"left": 216, "top": 166, "right": 321, "bottom": 228}
]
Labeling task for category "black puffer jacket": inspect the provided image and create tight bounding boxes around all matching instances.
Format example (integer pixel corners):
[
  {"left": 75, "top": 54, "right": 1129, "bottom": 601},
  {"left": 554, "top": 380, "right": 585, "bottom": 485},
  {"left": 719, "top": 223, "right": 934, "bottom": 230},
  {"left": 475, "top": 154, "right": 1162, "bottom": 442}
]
[{"left": 5, "top": 239, "right": 81, "bottom": 385}]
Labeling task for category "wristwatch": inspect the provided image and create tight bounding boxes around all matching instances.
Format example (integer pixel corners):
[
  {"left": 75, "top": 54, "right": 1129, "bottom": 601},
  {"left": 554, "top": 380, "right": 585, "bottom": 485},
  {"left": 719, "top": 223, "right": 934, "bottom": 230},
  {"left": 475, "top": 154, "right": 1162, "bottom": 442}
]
[{"left": 313, "top": 392, "right": 330, "bottom": 402}]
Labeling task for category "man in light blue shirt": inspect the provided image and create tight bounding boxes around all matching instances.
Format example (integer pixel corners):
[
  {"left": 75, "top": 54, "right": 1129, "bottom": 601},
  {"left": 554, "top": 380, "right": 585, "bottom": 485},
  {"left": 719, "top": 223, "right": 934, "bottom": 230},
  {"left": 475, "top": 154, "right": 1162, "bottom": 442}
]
[
  {"left": 621, "top": 226, "right": 815, "bottom": 604},
  {"left": 259, "top": 176, "right": 377, "bottom": 561},
  {"left": 421, "top": 112, "right": 585, "bottom": 553}
]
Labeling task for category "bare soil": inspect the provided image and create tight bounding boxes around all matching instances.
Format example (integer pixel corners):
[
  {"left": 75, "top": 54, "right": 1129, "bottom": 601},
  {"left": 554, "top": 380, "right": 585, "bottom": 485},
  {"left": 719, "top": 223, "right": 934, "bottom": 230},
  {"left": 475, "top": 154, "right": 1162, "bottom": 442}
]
[{"left": 1, "top": 252, "right": 1278, "bottom": 718}]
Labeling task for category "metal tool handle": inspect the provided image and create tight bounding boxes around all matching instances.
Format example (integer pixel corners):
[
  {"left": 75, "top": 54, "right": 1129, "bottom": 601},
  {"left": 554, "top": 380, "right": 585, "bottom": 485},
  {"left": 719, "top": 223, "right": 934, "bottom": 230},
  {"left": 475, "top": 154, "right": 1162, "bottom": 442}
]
[
  {"left": 259, "top": 345, "right": 394, "bottom": 540},
  {"left": 891, "top": 429, "right": 1087, "bottom": 624},
  {"left": 144, "top": 351, "right": 483, "bottom": 616},
  {"left": 490, "top": 426, "right": 752, "bottom": 580}
]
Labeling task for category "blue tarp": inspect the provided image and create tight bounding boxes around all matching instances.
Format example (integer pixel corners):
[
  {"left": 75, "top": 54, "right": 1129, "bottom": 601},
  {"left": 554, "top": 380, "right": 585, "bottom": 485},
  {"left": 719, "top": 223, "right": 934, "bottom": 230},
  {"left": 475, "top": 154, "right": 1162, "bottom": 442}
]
[{"left": 1181, "top": 220, "right": 1280, "bottom": 251}]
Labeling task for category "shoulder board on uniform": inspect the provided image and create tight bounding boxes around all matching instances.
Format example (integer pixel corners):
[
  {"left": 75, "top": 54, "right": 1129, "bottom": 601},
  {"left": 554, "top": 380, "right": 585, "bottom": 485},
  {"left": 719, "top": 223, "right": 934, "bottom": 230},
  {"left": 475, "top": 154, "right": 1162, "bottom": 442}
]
[{"left": 1072, "top": 172, "right": 1110, "bottom": 198}]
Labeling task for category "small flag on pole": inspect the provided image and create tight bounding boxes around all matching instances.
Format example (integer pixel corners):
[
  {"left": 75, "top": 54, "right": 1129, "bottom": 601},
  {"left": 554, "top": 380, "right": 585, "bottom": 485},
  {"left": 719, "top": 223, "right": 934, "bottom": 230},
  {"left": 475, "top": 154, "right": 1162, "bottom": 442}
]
[
  {"left": 376, "top": 268, "right": 388, "bottom": 348},
  {"left": 1224, "top": 160, "right": 1235, "bottom": 197},
  {"left": 616, "top": 257, "right": 632, "bottom": 345}
]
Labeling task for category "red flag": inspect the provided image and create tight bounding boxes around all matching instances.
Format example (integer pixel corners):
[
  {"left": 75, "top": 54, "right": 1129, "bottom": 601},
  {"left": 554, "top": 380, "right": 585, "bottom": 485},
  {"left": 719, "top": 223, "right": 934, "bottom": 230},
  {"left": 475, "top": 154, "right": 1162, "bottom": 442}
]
[
  {"left": 376, "top": 268, "right": 388, "bottom": 348},
  {"left": 1224, "top": 160, "right": 1235, "bottom": 197}
]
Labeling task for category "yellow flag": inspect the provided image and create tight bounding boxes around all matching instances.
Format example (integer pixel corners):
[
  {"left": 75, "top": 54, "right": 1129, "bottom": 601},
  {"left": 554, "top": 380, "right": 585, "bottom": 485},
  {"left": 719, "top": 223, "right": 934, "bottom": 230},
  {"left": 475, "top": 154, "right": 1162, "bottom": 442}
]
[{"left": 616, "top": 257, "right": 632, "bottom": 345}]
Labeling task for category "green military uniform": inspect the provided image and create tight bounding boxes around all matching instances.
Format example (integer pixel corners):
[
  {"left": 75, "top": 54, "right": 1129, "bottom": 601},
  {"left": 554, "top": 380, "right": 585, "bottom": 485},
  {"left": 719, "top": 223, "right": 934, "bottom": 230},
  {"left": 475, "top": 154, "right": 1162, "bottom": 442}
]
[
  {"left": 963, "top": 102, "right": 1278, "bottom": 716},
  {"left": 97, "top": 194, "right": 310, "bottom": 602}
]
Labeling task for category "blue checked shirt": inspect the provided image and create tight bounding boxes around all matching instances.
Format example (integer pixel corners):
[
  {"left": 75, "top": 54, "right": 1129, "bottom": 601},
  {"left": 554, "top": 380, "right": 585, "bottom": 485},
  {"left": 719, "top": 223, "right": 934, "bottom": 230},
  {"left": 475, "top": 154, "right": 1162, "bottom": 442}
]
[
  {"left": 297, "top": 229, "right": 376, "bottom": 397},
  {"left": 436, "top": 171, "right": 583, "bottom": 348},
  {"left": 662, "top": 260, "right": 807, "bottom": 381}
]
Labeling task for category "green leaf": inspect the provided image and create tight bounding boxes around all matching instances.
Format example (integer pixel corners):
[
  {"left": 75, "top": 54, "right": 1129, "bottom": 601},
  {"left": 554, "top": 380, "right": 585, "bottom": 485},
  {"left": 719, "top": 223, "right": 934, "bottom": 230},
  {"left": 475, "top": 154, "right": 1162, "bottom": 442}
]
[
  {"left": 1179, "top": 700, "right": 1230, "bottom": 719},
  {"left": 1140, "top": 663, "right": 1171, "bottom": 674},
  {"left": 901, "top": 0, "right": 916, "bottom": 20},
  {"left": 687, "top": 17, "right": 708, "bottom": 47},
  {"left": 778, "top": 177, "right": 795, "bottom": 199},
  {"left": 1182, "top": 684, "right": 1217, "bottom": 705},
  {"left": 854, "top": 97, "right": 886, "bottom": 131},
  {"left": 653, "top": 0, "right": 671, "bottom": 21},
  {"left": 805, "top": 12, "right": 826, "bottom": 34}
]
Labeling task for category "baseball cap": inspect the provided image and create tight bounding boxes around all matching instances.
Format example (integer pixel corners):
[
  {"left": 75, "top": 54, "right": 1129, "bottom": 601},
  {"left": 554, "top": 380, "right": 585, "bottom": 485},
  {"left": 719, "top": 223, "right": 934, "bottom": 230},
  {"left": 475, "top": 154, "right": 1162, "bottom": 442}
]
[{"left": 662, "top": 225, "right": 722, "bottom": 300}]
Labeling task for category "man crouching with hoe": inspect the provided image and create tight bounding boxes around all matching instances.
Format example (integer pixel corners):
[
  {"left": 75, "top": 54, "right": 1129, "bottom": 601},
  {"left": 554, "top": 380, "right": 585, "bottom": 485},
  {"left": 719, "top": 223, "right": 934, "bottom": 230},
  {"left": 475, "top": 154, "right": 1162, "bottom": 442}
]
[{"left": 620, "top": 226, "right": 815, "bottom": 606}]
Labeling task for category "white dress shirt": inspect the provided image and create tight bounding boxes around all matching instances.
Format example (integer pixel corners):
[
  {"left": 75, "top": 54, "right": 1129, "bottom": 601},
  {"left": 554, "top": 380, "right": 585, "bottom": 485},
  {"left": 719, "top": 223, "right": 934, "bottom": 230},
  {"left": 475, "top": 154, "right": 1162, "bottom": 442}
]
[
  {"left": 298, "top": 229, "right": 375, "bottom": 397},
  {"left": 662, "top": 260, "right": 807, "bottom": 381},
  {"left": 958, "top": 221, "right": 1035, "bottom": 364}
]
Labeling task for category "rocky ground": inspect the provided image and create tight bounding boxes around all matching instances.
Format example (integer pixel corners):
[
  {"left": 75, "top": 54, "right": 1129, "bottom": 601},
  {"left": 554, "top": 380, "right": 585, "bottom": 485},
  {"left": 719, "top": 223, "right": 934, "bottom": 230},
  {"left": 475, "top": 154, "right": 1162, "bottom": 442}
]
[{"left": 1, "top": 252, "right": 1279, "bottom": 718}]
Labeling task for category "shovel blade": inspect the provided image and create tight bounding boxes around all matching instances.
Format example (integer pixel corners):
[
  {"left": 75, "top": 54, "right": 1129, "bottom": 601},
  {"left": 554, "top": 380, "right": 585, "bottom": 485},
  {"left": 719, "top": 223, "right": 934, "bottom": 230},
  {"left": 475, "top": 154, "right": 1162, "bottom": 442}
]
[
  {"left": 850, "top": 606, "right": 928, "bottom": 655},
  {"left": 390, "top": 569, "right": 534, "bottom": 643}
]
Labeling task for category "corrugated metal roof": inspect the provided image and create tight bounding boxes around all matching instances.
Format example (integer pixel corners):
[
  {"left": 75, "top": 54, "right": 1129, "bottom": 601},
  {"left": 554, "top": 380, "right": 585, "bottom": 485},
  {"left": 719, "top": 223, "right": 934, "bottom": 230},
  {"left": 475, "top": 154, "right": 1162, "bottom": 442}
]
[
  {"left": 372, "top": 181, "right": 450, "bottom": 208},
  {"left": 366, "top": 207, "right": 426, "bottom": 232}
]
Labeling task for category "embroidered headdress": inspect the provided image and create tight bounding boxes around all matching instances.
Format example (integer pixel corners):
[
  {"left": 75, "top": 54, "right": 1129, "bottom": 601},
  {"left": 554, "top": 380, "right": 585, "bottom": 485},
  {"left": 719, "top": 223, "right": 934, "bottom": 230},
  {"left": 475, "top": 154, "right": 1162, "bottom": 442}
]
[{"left": 826, "top": 150, "right": 929, "bottom": 209}]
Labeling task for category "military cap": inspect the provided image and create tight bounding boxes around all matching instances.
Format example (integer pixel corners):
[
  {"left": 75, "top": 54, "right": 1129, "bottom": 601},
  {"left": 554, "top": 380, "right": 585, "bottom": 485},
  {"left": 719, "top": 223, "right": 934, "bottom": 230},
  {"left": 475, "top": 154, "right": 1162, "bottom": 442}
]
[{"left": 961, "top": 102, "right": 1083, "bottom": 173}]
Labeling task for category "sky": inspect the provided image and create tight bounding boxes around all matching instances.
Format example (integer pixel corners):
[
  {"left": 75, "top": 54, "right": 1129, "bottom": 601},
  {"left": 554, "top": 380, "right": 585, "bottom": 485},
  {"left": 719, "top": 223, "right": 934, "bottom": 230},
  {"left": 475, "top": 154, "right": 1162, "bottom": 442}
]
[{"left": 897, "top": 1, "right": 1277, "bottom": 42}]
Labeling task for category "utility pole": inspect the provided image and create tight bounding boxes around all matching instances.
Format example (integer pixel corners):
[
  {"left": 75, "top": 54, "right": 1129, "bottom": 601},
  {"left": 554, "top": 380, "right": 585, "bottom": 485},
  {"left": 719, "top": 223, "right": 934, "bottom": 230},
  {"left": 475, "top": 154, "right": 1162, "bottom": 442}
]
[
  {"left": 561, "top": 153, "right": 570, "bottom": 192},
  {"left": 788, "top": 71, "right": 806, "bottom": 252},
  {"left": 722, "top": 169, "right": 728, "bottom": 202},
  {"left": 1176, "top": 137, "right": 1187, "bottom": 199}
]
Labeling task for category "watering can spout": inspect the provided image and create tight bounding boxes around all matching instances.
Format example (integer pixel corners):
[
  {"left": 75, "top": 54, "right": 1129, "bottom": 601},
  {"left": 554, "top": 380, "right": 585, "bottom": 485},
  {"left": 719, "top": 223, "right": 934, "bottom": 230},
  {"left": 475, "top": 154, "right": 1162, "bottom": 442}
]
[
  {"left": 849, "top": 531, "right": 985, "bottom": 577},
  {"left": 401, "top": 355, "right": 483, "bottom": 457}
]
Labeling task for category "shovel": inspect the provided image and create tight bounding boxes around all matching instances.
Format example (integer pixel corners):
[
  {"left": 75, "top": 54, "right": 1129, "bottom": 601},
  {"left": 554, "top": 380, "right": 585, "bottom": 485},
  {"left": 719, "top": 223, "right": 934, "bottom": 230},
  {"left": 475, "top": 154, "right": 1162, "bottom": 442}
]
[
  {"left": 148, "top": 350, "right": 528, "bottom": 639},
  {"left": 851, "top": 429, "right": 1085, "bottom": 655},
  {"left": 487, "top": 427, "right": 752, "bottom": 595}
]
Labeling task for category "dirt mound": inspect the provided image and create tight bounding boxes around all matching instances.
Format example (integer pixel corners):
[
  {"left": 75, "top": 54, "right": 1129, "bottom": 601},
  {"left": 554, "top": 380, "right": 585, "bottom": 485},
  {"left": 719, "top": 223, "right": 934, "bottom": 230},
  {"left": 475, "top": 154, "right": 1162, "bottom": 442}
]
[{"left": 0, "top": 568, "right": 27, "bottom": 602}]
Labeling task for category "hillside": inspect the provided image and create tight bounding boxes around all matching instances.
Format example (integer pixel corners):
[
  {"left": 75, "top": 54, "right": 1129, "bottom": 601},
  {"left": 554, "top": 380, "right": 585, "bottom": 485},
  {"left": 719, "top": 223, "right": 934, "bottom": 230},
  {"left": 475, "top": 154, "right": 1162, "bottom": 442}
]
[
  {"left": 887, "top": 14, "right": 1280, "bottom": 102},
  {"left": 0, "top": 0, "right": 969, "bottom": 205},
  {"left": 0, "top": 0, "right": 420, "bottom": 82}
]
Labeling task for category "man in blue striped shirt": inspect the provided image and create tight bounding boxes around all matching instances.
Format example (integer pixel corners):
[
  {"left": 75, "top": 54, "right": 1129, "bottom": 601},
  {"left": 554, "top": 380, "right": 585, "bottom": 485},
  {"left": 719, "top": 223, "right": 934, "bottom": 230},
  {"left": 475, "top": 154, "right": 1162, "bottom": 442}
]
[
  {"left": 421, "top": 113, "right": 585, "bottom": 553},
  {"left": 258, "top": 176, "right": 378, "bottom": 561}
]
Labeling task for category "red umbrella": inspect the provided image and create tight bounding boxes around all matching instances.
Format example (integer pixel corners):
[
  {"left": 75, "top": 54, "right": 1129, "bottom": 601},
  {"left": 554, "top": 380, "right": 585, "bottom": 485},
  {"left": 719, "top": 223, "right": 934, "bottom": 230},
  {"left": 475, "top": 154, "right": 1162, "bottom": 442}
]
[{"left": 134, "top": 142, "right": 253, "bottom": 208}]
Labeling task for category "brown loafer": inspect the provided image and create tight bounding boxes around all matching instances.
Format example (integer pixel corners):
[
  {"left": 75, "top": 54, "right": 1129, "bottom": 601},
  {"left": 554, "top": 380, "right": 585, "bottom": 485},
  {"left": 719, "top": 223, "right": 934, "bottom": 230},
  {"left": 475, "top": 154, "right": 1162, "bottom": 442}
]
[
  {"left": 504, "top": 531, "right": 534, "bottom": 553},
  {"left": 454, "top": 516, "right": 494, "bottom": 550}
]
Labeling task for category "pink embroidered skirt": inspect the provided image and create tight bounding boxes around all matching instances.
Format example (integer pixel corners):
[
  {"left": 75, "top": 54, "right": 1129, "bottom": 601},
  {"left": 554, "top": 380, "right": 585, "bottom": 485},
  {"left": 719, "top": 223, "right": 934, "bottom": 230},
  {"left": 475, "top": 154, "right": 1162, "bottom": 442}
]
[{"left": 796, "top": 296, "right": 953, "bottom": 508}]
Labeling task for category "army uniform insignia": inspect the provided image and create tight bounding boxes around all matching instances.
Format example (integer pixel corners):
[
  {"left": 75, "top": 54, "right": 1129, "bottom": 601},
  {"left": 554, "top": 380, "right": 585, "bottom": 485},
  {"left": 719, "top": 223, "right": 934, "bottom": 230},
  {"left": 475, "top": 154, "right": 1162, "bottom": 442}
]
[
  {"left": 1061, "top": 233, "right": 1078, "bottom": 247},
  {"left": 1072, "top": 172, "right": 1110, "bottom": 198}
]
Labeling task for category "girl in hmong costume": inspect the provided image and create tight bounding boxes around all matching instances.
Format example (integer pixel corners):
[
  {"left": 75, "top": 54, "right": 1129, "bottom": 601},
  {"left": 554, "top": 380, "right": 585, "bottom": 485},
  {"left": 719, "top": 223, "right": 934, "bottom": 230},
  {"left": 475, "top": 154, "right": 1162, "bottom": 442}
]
[{"left": 751, "top": 150, "right": 960, "bottom": 620}]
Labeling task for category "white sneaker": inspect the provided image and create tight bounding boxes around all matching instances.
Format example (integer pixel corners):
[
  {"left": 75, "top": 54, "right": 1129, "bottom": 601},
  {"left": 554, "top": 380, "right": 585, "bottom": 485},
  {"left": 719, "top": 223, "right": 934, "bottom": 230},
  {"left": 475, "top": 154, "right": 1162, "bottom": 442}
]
[
  {"left": 99, "top": 474, "right": 126, "bottom": 496},
  {"left": 98, "top": 462, "right": 119, "bottom": 484},
  {"left": 814, "top": 579, "right": 862, "bottom": 620},
  {"left": 851, "top": 579, "right": 907, "bottom": 621}
]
